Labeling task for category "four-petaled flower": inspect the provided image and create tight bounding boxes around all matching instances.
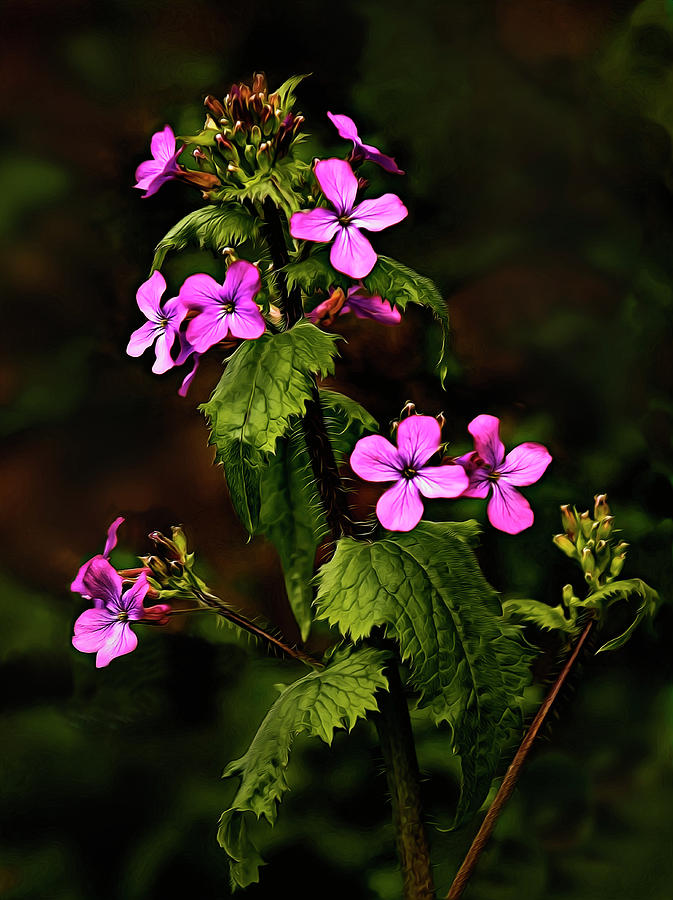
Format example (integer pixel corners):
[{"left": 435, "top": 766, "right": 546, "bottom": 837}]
[
  {"left": 290, "top": 158, "right": 408, "bottom": 279},
  {"left": 350, "top": 415, "right": 469, "bottom": 532},
  {"left": 72, "top": 561, "right": 169, "bottom": 668},
  {"left": 134, "top": 125, "right": 184, "bottom": 198},
  {"left": 454, "top": 414, "right": 552, "bottom": 534},
  {"left": 327, "top": 112, "right": 404, "bottom": 175},
  {"left": 178, "top": 260, "right": 265, "bottom": 354},
  {"left": 127, "top": 271, "right": 188, "bottom": 374},
  {"left": 308, "top": 284, "right": 401, "bottom": 327}
]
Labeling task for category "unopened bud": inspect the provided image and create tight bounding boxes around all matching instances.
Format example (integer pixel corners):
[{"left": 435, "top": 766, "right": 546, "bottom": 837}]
[
  {"left": 609, "top": 554, "right": 626, "bottom": 578},
  {"left": 553, "top": 533, "right": 577, "bottom": 558},
  {"left": 597, "top": 515, "right": 615, "bottom": 540},
  {"left": 204, "top": 95, "right": 225, "bottom": 120},
  {"left": 192, "top": 147, "right": 206, "bottom": 160},
  {"left": 579, "top": 511, "right": 593, "bottom": 539},
  {"left": 562, "top": 584, "right": 576, "bottom": 607},
  {"left": 560, "top": 504, "right": 578, "bottom": 539},
  {"left": 614, "top": 541, "right": 629, "bottom": 555},
  {"left": 594, "top": 493, "right": 610, "bottom": 520},
  {"left": 581, "top": 546, "right": 595, "bottom": 575},
  {"left": 400, "top": 401, "right": 416, "bottom": 419}
]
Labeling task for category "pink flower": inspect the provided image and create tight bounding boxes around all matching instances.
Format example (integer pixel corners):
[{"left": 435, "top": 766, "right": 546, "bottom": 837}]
[
  {"left": 178, "top": 260, "right": 265, "bottom": 354},
  {"left": 327, "top": 112, "right": 404, "bottom": 174},
  {"left": 454, "top": 414, "right": 552, "bottom": 535},
  {"left": 174, "top": 332, "right": 201, "bottom": 398},
  {"left": 290, "top": 158, "right": 408, "bottom": 279},
  {"left": 134, "top": 125, "right": 184, "bottom": 198},
  {"left": 127, "top": 271, "right": 188, "bottom": 374},
  {"left": 71, "top": 517, "right": 125, "bottom": 601},
  {"left": 308, "top": 284, "right": 401, "bottom": 327},
  {"left": 350, "top": 415, "right": 468, "bottom": 532},
  {"left": 72, "top": 564, "right": 169, "bottom": 668}
]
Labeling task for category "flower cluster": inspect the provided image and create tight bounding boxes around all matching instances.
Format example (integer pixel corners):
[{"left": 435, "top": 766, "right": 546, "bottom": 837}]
[{"left": 351, "top": 412, "right": 551, "bottom": 534}]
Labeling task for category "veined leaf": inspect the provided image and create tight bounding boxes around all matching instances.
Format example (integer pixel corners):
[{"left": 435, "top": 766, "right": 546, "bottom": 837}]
[
  {"left": 503, "top": 597, "right": 582, "bottom": 635},
  {"left": 362, "top": 256, "right": 451, "bottom": 385},
  {"left": 285, "top": 249, "right": 351, "bottom": 295},
  {"left": 217, "top": 441, "right": 264, "bottom": 535},
  {"left": 258, "top": 391, "right": 377, "bottom": 639},
  {"left": 151, "top": 203, "right": 260, "bottom": 271},
  {"left": 588, "top": 578, "right": 661, "bottom": 653},
  {"left": 219, "top": 646, "right": 389, "bottom": 888},
  {"left": 275, "top": 73, "right": 311, "bottom": 109},
  {"left": 315, "top": 521, "right": 531, "bottom": 824}
]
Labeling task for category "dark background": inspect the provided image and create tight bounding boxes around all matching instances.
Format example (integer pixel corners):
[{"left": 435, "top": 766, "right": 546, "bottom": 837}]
[{"left": 2, "top": 0, "right": 672, "bottom": 897}]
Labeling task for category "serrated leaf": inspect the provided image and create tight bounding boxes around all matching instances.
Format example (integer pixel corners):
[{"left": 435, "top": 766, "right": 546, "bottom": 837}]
[
  {"left": 315, "top": 521, "right": 531, "bottom": 824},
  {"left": 588, "top": 578, "right": 661, "bottom": 653},
  {"left": 502, "top": 597, "right": 582, "bottom": 635},
  {"left": 218, "top": 646, "right": 389, "bottom": 888},
  {"left": 223, "top": 157, "right": 310, "bottom": 218},
  {"left": 362, "top": 256, "right": 451, "bottom": 385},
  {"left": 151, "top": 203, "right": 260, "bottom": 271},
  {"left": 285, "top": 249, "right": 352, "bottom": 295},
  {"left": 257, "top": 391, "right": 377, "bottom": 640},
  {"left": 218, "top": 441, "right": 264, "bottom": 535}
]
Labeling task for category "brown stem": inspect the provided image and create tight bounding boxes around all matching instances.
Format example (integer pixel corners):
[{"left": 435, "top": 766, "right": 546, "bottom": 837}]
[
  {"left": 193, "top": 588, "right": 323, "bottom": 669},
  {"left": 446, "top": 619, "right": 595, "bottom": 900}
]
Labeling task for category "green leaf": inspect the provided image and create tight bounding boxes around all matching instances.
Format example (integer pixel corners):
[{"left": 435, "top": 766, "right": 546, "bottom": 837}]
[
  {"left": 223, "top": 157, "right": 310, "bottom": 218},
  {"left": 218, "top": 646, "right": 389, "bottom": 888},
  {"left": 201, "top": 323, "right": 339, "bottom": 533},
  {"left": 285, "top": 249, "right": 351, "bottom": 295},
  {"left": 151, "top": 204, "right": 260, "bottom": 271},
  {"left": 275, "top": 73, "right": 311, "bottom": 109},
  {"left": 502, "top": 597, "right": 582, "bottom": 635},
  {"left": 315, "top": 521, "right": 531, "bottom": 824},
  {"left": 362, "top": 256, "right": 451, "bottom": 385},
  {"left": 588, "top": 578, "right": 661, "bottom": 653},
  {"left": 257, "top": 391, "right": 377, "bottom": 640}
]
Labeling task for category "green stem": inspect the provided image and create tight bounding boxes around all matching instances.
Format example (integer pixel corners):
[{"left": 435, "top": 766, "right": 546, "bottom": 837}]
[{"left": 446, "top": 619, "right": 595, "bottom": 900}]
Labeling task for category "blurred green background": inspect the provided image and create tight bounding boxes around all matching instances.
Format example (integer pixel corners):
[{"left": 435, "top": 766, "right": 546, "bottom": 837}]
[{"left": 1, "top": 0, "right": 673, "bottom": 897}]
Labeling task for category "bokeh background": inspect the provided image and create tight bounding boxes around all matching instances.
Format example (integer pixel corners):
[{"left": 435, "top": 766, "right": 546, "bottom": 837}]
[{"left": 2, "top": 0, "right": 673, "bottom": 897}]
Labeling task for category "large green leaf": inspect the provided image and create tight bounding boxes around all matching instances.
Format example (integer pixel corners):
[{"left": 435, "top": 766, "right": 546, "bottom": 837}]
[
  {"left": 218, "top": 646, "right": 389, "bottom": 888},
  {"left": 257, "top": 391, "right": 377, "bottom": 639},
  {"left": 315, "top": 521, "right": 531, "bottom": 824},
  {"left": 362, "top": 256, "right": 451, "bottom": 385},
  {"left": 151, "top": 203, "right": 260, "bottom": 271},
  {"left": 201, "top": 324, "right": 338, "bottom": 534}
]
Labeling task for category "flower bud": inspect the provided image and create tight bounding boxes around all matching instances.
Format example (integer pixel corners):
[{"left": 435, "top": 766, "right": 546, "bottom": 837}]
[
  {"left": 579, "top": 511, "right": 593, "bottom": 539},
  {"left": 596, "top": 515, "right": 615, "bottom": 540},
  {"left": 581, "top": 546, "right": 595, "bottom": 575},
  {"left": 400, "top": 401, "right": 416, "bottom": 419},
  {"left": 553, "top": 533, "right": 577, "bottom": 558},
  {"left": 594, "top": 493, "right": 610, "bottom": 520},
  {"left": 610, "top": 554, "right": 626, "bottom": 578},
  {"left": 204, "top": 95, "right": 226, "bottom": 120},
  {"left": 562, "top": 584, "right": 576, "bottom": 607},
  {"left": 560, "top": 504, "right": 578, "bottom": 539}
]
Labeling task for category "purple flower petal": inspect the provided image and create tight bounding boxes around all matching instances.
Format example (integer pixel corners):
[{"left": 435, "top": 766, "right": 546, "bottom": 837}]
[
  {"left": 94, "top": 623, "right": 138, "bottom": 668},
  {"left": 71, "top": 557, "right": 122, "bottom": 609},
  {"left": 376, "top": 478, "right": 424, "bottom": 532},
  {"left": 327, "top": 112, "right": 360, "bottom": 143},
  {"left": 414, "top": 464, "right": 469, "bottom": 499},
  {"left": 136, "top": 270, "right": 166, "bottom": 321},
  {"left": 314, "top": 158, "right": 358, "bottom": 215},
  {"left": 396, "top": 416, "right": 441, "bottom": 469},
  {"left": 290, "top": 208, "right": 340, "bottom": 243},
  {"left": 330, "top": 226, "right": 377, "bottom": 278},
  {"left": 72, "top": 607, "right": 117, "bottom": 652},
  {"left": 152, "top": 329, "right": 177, "bottom": 374},
  {"left": 134, "top": 160, "right": 162, "bottom": 189},
  {"left": 467, "top": 415, "right": 505, "bottom": 469},
  {"left": 127, "top": 320, "right": 159, "bottom": 358},
  {"left": 175, "top": 331, "right": 196, "bottom": 366},
  {"left": 359, "top": 141, "right": 404, "bottom": 175},
  {"left": 306, "top": 296, "right": 333, "bottom": 324},
  {"left": 178, "top": 273, "right": 223, "bottom": 312},
  {"left": 346, "top": 288, "right": 401, "bottom": 324},
  {"left": 327, "top": 113, "right": 404, "bottom": 174},
  {"left": 178, "top": 354, "right": 200, "bottom": 397},
  {"left": 121, "top": 572, "right": 151, "bottom": 619},
  {"left": 102, "top": 517, "right": 125, "bottom": 558},
  {"left": 227, "top": 304, "right": 266, "bottom": 340},
  {"left": 186, "top": 309, "right": 229, "bottom": 353},
  {"left": 487, "top": 482, "right": 534, "bottom": 534},
  {"left": 350, "top": 435, "right": 403, "bottom": 481},
  {"left": 225, "top": 259, "right": 261, "bottom": 303},
  {"left": 150, "top": 125, "right": 177, "bottom": 163},
  {"left": 460, "top": 469, "right": 491, "bottom": 499},
  {"left": 350, "top": 194, "right": 408, "bottom": 232},
  {"left": 497, "top": 443, "right": 552, "bottom": 486},
  {"left": 134, "top": 127, "right": 184, "bottom": 198}
]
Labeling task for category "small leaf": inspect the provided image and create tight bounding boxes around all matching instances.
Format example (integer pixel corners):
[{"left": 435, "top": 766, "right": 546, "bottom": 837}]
[
  {"left": 275, "top": 73, "right": 311, "bottom": 108},
  {"left": 285, "top": 248, "right": 351, "bottom": 295},
  {"left": 502, "top": 597, "right": 582, "bottom": 635},
  {"left": 218, "top": 646, "right": 388, "bottom": 888},
  {"left": 362, "top": 256, "right": 451, "bottom": 385},
  {"left": 315, "top": 521, "right": 532, "bottom": 824},
  {"left": 588, "top": 578, "right": 661, "bottom": 653},
  {"left": 151, "top": 203, "right": 260, "bottom": 271}
]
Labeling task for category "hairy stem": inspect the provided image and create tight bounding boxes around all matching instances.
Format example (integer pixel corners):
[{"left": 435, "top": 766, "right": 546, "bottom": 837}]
[
  {"left": 262, "top": 199, "right": 435, "bottom": 898},
  {"left": 446, "top": 619, "right": 595, "bottom": 900}
]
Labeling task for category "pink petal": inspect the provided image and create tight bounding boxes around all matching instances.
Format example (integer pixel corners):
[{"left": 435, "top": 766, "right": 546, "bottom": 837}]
[
  {"left": 330, "top": 226, "right": 377, "bottom": 278},
  {"left": 314, "top": 158, "right": 358, "bottom": 215},
  {"left": 467, "top": 414, "right": 505, "bottom": 469},
  {"left": 163, "top": 297, "right": 188, "bottom": 327},
  {"left": 102, "top": 517, "right": 125, "bottom": 558},
  {"left": 290, "top": 208, "right": 340, "bottom": 243},
  {"left": 175, "top": 330, "right": 196, "bottom": 366},
  {"left": 127, "top": 320, "right": 157, "bottom": 358},
  {"left": 178, "top": 354, "right": 200, "bottom": 397},
  {"left": 186, "top": 310, "right": 230, "bottom": 353},
  {"left": 134, "top": 160, "right": 162, "bottom": 187},
  {"left": 487, "top": 482, "right": 534, "bottom": 534},
  {"left": 414, "top": 464, "right": 469, "bottom": 499},
  {"left": 143, "top": 603, "right": 172, "bottom": 625},
  {"left": 227, "top": 304, "right": 266, "bottom": 340},
  {"left": 307, "top": 296, "right": 333, "bottom": 324},
  {"left": 376, "top": 479, "right": 424, "bottom": 532},
  {"left": 461, "top": 471, "right": 491, "bottom": 499},
  {"left": 347, "top": 288, "right": 401, "bottom": 324},
  {"left": 150, "top": 125, "right": 176, "bottom": 163},
  {"left": 360, "top": 141, "right": 404, "bottom": 175},
  {"left": 95, "top": 622, "right": 138, "bottom": 668},
  {"left": 71, "top": 557, "right": 122, "bottom": 608},
  {"left": 72, "top": 608, "right": 117, "bottom": 652},
  {"left": 225, "top": 260, "right": 261, "bottom": 303},
  {"left": 396, "top": 415, "right": 441, "bottom": 469},
  {"left": 350, "top": 194, "right": 408, "bottom": 232},
  {"left": 152, "top": 329, "right": 176, "bottom": 374},
  {"left": 327, "top": 112, "right": 360, "bottom": 143},
  {"left": 178, "top": 273, "right": 223, "bottom": 312},
  {"left": 136, "top": 270, "right": 166, "bottom": 320},
  {"left": 350, "top": 435, "right": 402, "bottom": 482},
  {"left": 498, "top": 443, "right": 552, "bottom": 486},
  {"left": 121, "top": 573, "right": 151, "bottom": 620}
]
